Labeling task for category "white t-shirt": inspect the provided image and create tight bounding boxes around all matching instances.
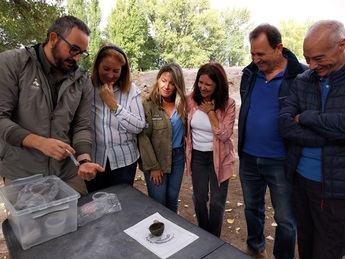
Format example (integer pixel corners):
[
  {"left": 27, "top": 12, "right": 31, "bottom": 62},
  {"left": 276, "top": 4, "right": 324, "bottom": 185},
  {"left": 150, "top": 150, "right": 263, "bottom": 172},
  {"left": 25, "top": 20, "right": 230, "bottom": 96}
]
[{"left": 191, "top": 109, "right": 213, "bottom": 151}]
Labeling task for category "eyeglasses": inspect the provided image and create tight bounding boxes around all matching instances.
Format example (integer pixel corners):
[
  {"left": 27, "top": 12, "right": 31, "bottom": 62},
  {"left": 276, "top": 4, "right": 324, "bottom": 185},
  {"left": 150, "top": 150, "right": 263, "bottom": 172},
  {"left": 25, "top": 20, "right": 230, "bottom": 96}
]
[{"left": 56, "top": 33, "right": 89, "bottom": 58}]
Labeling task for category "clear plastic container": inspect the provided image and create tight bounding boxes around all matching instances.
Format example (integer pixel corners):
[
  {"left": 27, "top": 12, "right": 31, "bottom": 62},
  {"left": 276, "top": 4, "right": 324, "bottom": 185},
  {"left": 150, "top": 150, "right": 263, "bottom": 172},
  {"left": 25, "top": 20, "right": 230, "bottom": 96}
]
[
  {"left": 77, "top": 192, "right": 121, "bottom": 227},
  {"left": 0, "top": 175, "right": 80, "bottom": 250}
]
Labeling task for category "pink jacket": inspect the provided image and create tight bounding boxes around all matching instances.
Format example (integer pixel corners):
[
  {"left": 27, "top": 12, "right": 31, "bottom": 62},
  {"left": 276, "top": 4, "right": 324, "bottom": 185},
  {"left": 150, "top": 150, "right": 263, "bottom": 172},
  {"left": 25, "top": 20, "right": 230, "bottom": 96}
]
[{"left": 185, "top": 94, "right": 236, "bottom": 185}]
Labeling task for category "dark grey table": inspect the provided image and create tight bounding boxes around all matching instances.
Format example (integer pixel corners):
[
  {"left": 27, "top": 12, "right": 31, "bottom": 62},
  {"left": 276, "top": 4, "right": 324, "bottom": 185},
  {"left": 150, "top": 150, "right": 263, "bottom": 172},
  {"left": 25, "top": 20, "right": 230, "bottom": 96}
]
[
  {"left": 3, "top": 184, "right": 249, "bottom": 258},
  {"left": 203, "top": 243, "right": 251, "bottom": 259}
]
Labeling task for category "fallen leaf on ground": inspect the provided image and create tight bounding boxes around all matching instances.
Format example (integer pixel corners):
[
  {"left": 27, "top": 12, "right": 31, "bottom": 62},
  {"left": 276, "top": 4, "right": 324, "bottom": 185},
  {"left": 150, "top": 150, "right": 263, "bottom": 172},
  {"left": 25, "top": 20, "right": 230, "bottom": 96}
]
[
  {"left": 271, "top": 222, "right": 277, "bottom": 227},
  {"left": 184, "top": 204, "right": 189, "bottom": 208},
  {"left": 266, "top": 235, "right": 274, "bottom": 241},
  {"left": 235, "top": 227, "right": 241, "bottom": 233},
  {"left": 225, "top": 209, "right": 233, "bottom": 212},
  {"left": 237, "top": 202, "right": 243, "bottom": 207},
  {"left": 227, "top": 218, "right": 235, "bottom": 224},
  {"left": 134, "top": 176, "right": 143, "bottom": 181}
]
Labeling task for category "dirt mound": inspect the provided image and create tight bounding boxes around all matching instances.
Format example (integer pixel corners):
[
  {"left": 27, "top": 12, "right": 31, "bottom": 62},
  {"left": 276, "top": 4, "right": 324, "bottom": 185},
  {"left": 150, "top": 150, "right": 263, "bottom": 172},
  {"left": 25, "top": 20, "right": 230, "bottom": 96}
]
[{"left": 132, "top": 67, "right": 243, "bottom": 103}]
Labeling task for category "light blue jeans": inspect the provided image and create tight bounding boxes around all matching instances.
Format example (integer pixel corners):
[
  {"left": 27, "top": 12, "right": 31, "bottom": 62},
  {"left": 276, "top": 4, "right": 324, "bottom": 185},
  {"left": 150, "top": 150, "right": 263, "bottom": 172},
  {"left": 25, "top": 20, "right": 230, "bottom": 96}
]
[{"left": 144, "top": 147, "right": 185, "bottom": 213}]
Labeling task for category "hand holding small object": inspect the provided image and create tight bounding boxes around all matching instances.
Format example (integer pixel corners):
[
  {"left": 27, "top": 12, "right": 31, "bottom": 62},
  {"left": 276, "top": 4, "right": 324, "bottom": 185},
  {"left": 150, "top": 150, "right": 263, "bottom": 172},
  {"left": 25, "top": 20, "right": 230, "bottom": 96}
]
[{"left": 65, "top": 149, "right": 80, "bottom": 166}]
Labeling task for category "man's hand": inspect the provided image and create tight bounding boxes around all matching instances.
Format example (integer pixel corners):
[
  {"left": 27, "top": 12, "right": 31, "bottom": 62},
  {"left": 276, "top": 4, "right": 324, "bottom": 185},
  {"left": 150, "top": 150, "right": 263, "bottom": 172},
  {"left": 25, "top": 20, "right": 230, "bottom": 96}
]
[
  {"left": 150, "top": 169, "right": 164, "bottom": 186},
  {"left": 23, "top": 134, "right": 75, "bottom": 160},
  {"left": 78, "top": 162, "right": 104, "bottom": 181}
]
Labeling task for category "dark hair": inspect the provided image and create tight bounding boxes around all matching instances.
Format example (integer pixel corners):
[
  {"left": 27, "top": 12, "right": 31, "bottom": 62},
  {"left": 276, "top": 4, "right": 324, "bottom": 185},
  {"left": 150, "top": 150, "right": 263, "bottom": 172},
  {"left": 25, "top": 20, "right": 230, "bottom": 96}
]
[
  {"left": 249, "top": 24, "right": 282, "bottom": 49},
  {"left": 91, "top": 44, "right": 131, "bottom": 92},
  {"left": 149, "top": 63, "right": 186, "bottom": 119},
  {"left": 192, "top": 62, "right": 229, "bottom": 111},
  {"left": 44, "top": 15, "right": 90, "bottom": 45}
]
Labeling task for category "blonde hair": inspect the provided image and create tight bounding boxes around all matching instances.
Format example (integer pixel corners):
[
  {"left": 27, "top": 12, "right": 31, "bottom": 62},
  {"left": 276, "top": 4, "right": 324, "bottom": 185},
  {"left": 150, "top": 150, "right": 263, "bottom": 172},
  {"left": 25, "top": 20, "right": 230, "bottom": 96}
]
[{"left": 149, "top": 63, "right": 187, "bottom": 121}]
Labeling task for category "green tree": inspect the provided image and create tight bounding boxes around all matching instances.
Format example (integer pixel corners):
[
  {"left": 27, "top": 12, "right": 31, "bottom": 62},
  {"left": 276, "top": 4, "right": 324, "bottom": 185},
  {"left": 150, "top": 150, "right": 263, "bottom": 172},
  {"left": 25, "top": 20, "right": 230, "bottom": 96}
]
[
  {"left": 152, "top": 0, "right": 210, "bottom": 68},
  {"left": 106, "top": 0, "right": 158, "bottom": 71},
  {"left": 279, "top": 19, "right": 313, "bottom": 61},
  {"left": 0, "top": 0, "right": 62, "bottom": 52},
  {"left": 67, "top": 0, "right": 102, "bottom": 71},
  {"left": 85, "top": 0, "right": 102, "bottom": 69},
  {"left": 149, "top": 0, "right": 251, "bottom": 68},
  {"left": 67, "top": 0, "right": 87, "bottom": 22},
  {"left": 220, "top": 8, "right": 251, "bottom": 66}
]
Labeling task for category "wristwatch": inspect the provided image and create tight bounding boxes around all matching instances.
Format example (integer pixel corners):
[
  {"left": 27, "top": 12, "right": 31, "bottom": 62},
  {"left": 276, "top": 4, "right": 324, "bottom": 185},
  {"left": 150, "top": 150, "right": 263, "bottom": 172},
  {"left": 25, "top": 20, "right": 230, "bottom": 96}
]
[{"left": 78, "top": 159, "right": 91, "bottom": 165}]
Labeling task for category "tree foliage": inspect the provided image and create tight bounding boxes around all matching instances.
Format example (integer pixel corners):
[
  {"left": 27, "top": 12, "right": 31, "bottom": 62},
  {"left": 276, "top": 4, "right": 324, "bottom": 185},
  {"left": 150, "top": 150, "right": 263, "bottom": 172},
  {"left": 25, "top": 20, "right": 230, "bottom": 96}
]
[
  {"left": 219, "top": 8, "right": 251, "bottom": 66},
  {"left": 105, "top": 0, "right": 251, "bottom": 69},
  {"left": 1, "top": 0, "right": 253, "bottom": 70},
  {"left": 106, "top": 0, "right": 158, "bottom": 71},
  {"left": 67, "top": 0, "right": 87, "bottom": 22},
  {"left": 151, "top": 0, "right": 209, "bottom": 67},
  {"left": 67, "top": 0, "right": 102, "bottom": 70},
  {"left": 0, "top": 0, "right": 62, "bottom": 52},
  {"left": 279, "top": 19, "right": 314, "bottom": 62},
  {"left": 85, "top": 0, "right": 102, "bottom": 69}
]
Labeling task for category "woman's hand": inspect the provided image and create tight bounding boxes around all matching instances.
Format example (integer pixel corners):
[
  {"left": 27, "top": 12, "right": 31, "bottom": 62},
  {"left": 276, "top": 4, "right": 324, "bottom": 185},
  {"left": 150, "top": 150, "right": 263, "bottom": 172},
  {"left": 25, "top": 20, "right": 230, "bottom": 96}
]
[
  {"left": 99, "top": 83, "right": 118, "bottom": 111},
  {"left": 199, "top": 100, "right": 219, "bottom": 129},
  {"left": 150, "top": 169, "right": 164, "bottom": 186},
  {"left": 199, "top": 100, "right": 215, "bottom": 114}
]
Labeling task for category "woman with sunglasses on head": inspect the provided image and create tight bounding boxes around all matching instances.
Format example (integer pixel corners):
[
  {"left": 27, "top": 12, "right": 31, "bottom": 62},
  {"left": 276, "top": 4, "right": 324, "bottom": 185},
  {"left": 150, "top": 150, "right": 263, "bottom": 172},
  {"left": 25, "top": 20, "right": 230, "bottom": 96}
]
[
  {"left": 185, "top": 62, "right": 236, "bottom": 237},
  {"left": 138, "top": 63, "right": 187, "bottom": 213},
  {"left": 87, "top": 44, "right": 146, "bottom": 192}
]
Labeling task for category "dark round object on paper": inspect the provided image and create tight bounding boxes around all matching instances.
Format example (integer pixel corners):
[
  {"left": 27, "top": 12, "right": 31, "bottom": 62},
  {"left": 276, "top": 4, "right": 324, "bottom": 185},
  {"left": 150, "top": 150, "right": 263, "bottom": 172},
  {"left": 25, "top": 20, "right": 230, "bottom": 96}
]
[{"left": 149, "top": 222, "right": 165, "bottom": 236}]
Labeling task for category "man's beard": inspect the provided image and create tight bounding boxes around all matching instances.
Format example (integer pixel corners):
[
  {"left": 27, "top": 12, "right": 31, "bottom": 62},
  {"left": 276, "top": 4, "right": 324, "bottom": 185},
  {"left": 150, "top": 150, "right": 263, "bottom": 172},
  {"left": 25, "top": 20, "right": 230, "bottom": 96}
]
[{"left": 52, "top": 43, "right": 77, "bottom": 73}]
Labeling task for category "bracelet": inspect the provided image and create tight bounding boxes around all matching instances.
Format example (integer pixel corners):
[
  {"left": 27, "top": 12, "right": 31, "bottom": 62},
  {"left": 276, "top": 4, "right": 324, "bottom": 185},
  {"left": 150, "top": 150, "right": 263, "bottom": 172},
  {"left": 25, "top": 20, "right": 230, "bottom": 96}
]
[{"left": 78, "top": 159, "right": 91, "bottom": 165}]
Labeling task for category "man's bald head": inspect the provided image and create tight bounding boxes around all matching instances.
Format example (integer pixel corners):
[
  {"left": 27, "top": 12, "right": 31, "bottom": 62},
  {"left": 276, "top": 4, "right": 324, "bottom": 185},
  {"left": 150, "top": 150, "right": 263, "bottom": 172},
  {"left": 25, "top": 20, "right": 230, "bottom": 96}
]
[
  {"left": 305, "top": 20, "right": 345, "bottom": 48},
  {"left": 303, "top": 20, "right": 345, "bottom": 77}
]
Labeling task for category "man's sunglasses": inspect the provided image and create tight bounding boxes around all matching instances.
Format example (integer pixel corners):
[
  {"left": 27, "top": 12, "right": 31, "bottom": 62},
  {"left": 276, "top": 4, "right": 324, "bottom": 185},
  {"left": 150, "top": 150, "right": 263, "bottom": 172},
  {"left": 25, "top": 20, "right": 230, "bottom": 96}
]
[{"left": 56, "top": 32, "right": 89, "bottom": 58}]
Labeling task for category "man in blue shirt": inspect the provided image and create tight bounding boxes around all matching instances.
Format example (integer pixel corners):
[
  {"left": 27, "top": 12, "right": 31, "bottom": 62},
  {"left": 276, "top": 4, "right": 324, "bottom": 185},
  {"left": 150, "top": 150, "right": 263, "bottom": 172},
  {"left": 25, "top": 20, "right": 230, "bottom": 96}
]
[
  {"left": 238, "top": 24, "right": 305, "bottom": 259},
  {"left": 280, "top": 20, "right": 345, "bottom": 259}
]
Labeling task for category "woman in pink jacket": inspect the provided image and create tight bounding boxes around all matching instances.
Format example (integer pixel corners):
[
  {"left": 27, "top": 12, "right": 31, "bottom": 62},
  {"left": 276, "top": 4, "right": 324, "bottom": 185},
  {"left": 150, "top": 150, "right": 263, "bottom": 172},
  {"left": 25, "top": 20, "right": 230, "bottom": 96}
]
[{"left": 185, "top": 62, "right": 236, "bottom": 237}]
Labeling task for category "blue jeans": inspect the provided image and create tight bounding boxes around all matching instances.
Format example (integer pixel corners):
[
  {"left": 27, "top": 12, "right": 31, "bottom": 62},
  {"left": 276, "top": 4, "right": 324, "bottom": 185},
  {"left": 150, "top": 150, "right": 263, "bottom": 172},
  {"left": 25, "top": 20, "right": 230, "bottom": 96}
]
[
  {"left": 239, "top": 153, "right": 296, "bottom": 259},
  {"left": 144, "top": 147, "right": 185, "bottom": 213},
  {"left": 191, "top": 149, "right": 229, "bottom": 237}
]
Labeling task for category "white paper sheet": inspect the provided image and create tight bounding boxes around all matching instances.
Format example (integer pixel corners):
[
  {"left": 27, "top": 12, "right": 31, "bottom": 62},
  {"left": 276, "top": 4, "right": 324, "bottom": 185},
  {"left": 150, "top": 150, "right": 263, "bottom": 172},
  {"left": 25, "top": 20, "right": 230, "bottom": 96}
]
[{"left": 124, "top": 212, "right": 199, "bottom": 258}]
